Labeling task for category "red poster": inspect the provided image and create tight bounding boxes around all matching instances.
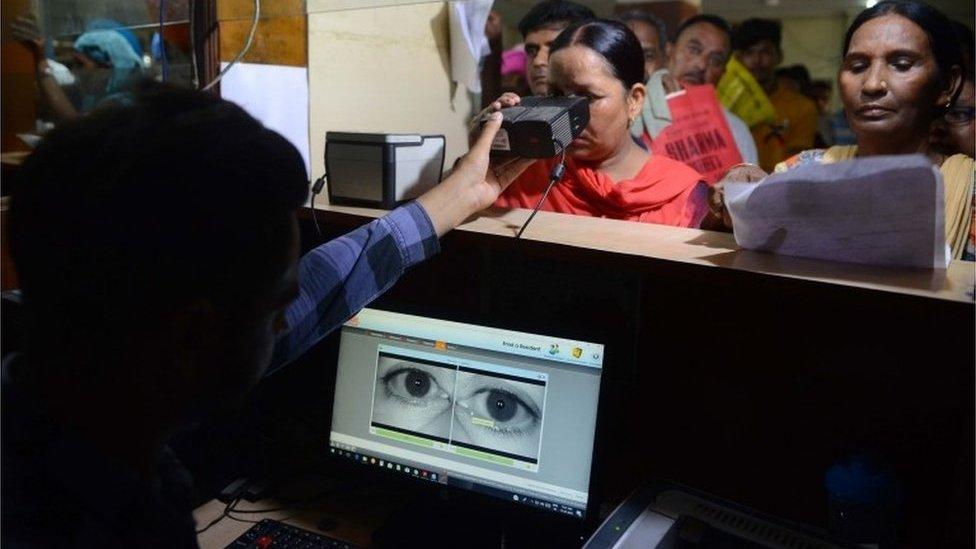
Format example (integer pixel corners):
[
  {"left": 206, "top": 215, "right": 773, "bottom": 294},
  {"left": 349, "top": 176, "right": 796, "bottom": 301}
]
[{"left": 650, "top": 85, "right": 742, "bottom": 185}]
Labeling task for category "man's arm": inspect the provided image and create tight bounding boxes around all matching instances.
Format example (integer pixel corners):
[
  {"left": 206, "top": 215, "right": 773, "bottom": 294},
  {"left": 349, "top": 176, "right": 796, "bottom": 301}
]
[
  {"left": 267, "top": 202, "right": 437, "bottom": 372},
  {"left": 267, "top": 113, "right": 533, "bottom": 373},
  {"left": 12, "top": 16, "right": 80, "bottom": 123}
]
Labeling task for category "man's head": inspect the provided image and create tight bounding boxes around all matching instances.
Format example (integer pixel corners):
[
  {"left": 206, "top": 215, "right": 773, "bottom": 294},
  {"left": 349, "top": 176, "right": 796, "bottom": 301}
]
[
  {"left": 667, "top": 14, "right": 732, "bottom": 88},
  {"left": 775, "top": 64, "right": 811, "bottom": 94},
  {"left": 618, "top": 10, "right": 669, "bottom": 79},
  {"left": 733, "top": 18, "right": 783, "bottom": 90},
  {"left": 10, "top": 84, "right": 308, "bottom": 422},
  {"left": 519, "top": 0, "right": 596, "bottom": 95},
  {"left": 808, "top": 79, "right": 833, "bottom": 113}
]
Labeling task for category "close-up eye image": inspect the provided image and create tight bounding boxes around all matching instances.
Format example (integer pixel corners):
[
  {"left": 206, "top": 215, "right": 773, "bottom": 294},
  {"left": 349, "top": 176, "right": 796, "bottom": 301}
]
[
  {"left": 450, "top": 370, "right": 546, "bottom": 461},
  {"left": 370, "top": 355, "right": 457, "bottom": 441}
]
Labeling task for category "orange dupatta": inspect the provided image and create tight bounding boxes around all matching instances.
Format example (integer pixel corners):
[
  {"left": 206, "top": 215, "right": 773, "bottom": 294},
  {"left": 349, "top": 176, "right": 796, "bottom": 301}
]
[{"left": 495, "top": 154, "right": 708, "bottom": 228}]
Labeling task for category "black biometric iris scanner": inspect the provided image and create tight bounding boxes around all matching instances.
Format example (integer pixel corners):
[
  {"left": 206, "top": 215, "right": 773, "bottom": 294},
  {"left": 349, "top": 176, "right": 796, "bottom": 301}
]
[
  {"left": 483, "top": 96, "right": 590, "bottom": 159},
  {"left": 480, "top": 96, "right": 590, "bottom": 238}
]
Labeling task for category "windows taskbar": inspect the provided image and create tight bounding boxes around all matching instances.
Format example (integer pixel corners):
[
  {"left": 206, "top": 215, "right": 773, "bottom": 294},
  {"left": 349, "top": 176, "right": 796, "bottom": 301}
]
[{"left": 328, "top": 444, "right": 586, "bottom": 520}]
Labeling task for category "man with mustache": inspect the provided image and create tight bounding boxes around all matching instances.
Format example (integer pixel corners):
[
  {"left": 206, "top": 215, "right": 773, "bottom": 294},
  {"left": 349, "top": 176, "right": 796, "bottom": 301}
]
[
  {"left": 634, "top": 15, "right": 759, "bottom": 169},
  {"left": 519, "top": 0, "right": 595, "bottom": 96}
]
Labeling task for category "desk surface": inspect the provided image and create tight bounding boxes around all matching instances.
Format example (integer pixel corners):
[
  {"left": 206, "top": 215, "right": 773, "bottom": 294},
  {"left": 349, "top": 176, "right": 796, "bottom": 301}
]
[
  {"left": 194, "top": 488, "right": 401, "bottom": 548},
  {"left": 310, "top": 202, "right": 976, "bottom": 305}
]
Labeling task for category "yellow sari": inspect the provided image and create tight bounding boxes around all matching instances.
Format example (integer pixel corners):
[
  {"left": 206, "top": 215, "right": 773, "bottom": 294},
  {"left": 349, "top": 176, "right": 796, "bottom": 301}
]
[{"left": 776, "top": 145, "right": 976, "bottom": 260}]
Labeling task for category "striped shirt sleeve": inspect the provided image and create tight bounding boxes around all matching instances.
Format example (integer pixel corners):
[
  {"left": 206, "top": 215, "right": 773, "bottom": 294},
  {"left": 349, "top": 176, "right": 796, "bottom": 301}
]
[{"left": 267, "top": 202, "right": 440, "bottom": 373}]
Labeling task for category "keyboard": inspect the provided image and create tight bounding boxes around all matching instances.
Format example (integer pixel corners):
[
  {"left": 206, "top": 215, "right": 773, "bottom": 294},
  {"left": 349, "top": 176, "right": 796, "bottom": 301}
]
[{"left": 226, "top": 518, "right": 357, "bottom": 549}]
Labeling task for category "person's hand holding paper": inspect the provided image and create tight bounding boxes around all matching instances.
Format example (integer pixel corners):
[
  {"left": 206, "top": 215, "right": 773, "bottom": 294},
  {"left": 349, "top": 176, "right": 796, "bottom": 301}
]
[{"left": 724, "top": 154, "right": 947, "bottom": 269}]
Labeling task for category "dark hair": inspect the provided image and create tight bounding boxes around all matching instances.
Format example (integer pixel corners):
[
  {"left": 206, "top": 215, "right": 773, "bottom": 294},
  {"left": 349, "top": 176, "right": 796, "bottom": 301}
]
[
  {"left": 950, "top": 20, "right": 974, "bottom": 79},
  {"left": 843, "top": 1, "right": 962, "bottom": 85},
  {"left": 551, "top": 19, "right": 646, "bottom": 89},
  {"left": 617, "top": 9, "right": 669, "bottom": 51},
  {"left": 10, "top": 82, "right": 309, "bottom": 358},
  {"left": 808, "top": 79, "right": 833, "bottom": 97},
  {"left": 775, "top": 64, "right": 812, "bottom": 92},
  {"left": 732, "top": 18, "right": 781, "bottom": 51},
  {"left": 674, "top": 14, "right": 731, "bottom": 44},
  {"left": 518, "top": 0, "right": 596, "bottom": 38}
]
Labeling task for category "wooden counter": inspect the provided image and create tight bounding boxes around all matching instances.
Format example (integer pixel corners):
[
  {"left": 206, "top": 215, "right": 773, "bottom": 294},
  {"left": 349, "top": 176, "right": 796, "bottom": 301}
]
[
  {"left": 295, "top": 202, "right": 974, "bottom": 548},
  {"left": 308, "top": 202, "right": 975, "bottom": 304}
]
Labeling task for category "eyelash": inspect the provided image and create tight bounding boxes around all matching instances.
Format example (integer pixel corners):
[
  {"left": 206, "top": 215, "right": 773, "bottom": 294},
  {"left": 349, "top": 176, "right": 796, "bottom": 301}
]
[
  {"left": 471, "top": 387, "right": 540, "bottom": 419},
  {"left": 382, "top": 367, "right": 541, "bottom": 435},
  {"left": 382, "top": 367, "right": 449, "bottom": 407},
  {"left": 846, "top": 59, "right": 914, "bottom": 73}
]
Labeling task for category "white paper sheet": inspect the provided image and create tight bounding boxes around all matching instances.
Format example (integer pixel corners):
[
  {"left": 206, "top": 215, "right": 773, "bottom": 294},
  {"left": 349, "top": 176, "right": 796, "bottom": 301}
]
[
  {"left": 219, "top": 62, "right": 310, "bottom": 175},
  {"left": 725, "top": 154, "right": 946, "bottom": 269},
  {"left": 449, "top": 0, "right": 493, "bottom": 94}
]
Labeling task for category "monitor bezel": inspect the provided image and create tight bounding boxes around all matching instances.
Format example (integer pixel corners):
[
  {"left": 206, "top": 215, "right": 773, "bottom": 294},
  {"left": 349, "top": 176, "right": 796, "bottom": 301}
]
[{"left": 325, "top": 306, "right": 610, "bottom": 536}]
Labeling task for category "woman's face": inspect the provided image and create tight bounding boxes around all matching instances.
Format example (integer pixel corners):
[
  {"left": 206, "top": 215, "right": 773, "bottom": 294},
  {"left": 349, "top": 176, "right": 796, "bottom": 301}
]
[
  {"left": 839, "top": 14, "right": 954, "bottom": 145},
  {"left": 549, "top": 46, "right": 644, "bottom": 163}
]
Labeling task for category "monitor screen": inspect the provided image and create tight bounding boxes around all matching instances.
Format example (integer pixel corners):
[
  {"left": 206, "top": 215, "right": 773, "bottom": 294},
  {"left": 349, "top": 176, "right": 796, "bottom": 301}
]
[{"left": 328, "top": 308, "right": 604, "bottom": 520}]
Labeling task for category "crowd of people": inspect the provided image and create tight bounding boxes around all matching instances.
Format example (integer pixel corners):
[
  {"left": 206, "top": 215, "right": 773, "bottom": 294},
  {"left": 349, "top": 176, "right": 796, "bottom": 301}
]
[{"left": 487, "top": 0, "right": 975, "bottom": 259}]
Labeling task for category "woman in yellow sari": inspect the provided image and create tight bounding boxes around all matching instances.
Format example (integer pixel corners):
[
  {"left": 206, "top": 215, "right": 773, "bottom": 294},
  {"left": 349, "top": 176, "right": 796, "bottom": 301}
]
[{"left": 716, "top": 1, "right": 974, "bottom": 260}]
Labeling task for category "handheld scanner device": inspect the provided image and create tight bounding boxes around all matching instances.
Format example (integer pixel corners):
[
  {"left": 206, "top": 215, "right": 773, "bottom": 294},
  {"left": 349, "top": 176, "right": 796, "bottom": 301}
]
[{"left": 483, "top": 96, "right": 589, "bottom": 159}]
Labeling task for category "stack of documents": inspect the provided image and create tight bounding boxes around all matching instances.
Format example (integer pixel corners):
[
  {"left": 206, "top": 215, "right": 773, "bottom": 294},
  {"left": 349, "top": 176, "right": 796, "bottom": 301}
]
[{"left": 725, "top": 154, "right": 946, "bottom": 269}]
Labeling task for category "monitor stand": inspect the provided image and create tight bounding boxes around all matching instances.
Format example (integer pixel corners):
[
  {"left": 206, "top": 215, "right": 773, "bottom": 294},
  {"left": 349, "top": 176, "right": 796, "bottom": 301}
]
[{"left": 372, "top": 489, "right": 586, "bottom": 548}]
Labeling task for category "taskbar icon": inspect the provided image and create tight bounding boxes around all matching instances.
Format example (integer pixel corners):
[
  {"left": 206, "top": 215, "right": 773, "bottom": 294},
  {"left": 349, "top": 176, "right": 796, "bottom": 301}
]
[{"left": 333, "top": 446, "right": 441, "bottom": 484}]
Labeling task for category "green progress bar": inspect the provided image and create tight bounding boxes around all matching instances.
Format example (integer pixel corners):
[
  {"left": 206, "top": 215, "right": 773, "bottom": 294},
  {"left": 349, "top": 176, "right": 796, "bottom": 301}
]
[
  {"left": 374, "top": 427, "right": 517, "bottom": 467},
  {"left": 456, "top": 446, "right": 514, "bottom": 466},
  {"left": 374, "top": 427, "right": 435, "bottom": 448}
]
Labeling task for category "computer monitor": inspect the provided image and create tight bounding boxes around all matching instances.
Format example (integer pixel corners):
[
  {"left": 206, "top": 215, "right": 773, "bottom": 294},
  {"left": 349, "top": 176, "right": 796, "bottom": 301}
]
[{"left": 328, "top": 308, "right": 604, "bottom": 520}]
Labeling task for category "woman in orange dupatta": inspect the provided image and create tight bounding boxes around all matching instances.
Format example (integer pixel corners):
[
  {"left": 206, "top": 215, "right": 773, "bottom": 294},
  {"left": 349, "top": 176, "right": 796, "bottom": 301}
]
[{"left": 492, "top": 19, "right": 712, "bottom": 229}]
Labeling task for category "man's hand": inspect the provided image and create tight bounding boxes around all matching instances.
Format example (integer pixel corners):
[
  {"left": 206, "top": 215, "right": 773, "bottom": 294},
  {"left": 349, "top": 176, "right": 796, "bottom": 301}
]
[
  {"left": 469, "top": 92, "right": 521, "bottom": 145},
  {"left": 11, "top": 15, "right": 45, "bottom": 61},
  {"left": 418, "top": 111, "right": 534, "bottom": 236},
  {"left": 706, "top": 163, "right": 767, "bottom": 231}
]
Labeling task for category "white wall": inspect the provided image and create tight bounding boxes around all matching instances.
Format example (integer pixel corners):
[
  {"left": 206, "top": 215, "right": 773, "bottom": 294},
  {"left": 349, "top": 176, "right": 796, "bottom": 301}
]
[
  {"left": 307, "top": 1, "right": 475, "bottom": 189},
  {"left": 780, "top": 16, "right": 849, "bottom": 112}
]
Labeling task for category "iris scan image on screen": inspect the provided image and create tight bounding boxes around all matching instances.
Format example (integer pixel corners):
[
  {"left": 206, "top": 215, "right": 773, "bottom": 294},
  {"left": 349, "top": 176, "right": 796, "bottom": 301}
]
[
  {"left": 371, "top": 354, "right": 457, "bottom": 442},
  {"left": 369, "top": 351, "right": 547, "bottom": 463},
  {"left": 450, "top": 369, "right": 544, "bottom": 461},
  {"left": 330, "top": 309, "right": 604, "bottom": 520}
]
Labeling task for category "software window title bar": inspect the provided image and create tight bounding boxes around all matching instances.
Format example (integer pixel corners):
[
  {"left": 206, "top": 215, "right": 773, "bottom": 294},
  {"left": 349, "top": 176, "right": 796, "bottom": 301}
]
[{"left": 347, "top": 309, "right": 604, "bottom": 369}]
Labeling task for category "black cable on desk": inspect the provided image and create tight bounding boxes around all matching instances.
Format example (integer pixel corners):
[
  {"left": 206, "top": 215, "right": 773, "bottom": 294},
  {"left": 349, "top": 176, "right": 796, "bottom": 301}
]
[{"left": 196, "top": 493, "right": 245, "bottom": 534}]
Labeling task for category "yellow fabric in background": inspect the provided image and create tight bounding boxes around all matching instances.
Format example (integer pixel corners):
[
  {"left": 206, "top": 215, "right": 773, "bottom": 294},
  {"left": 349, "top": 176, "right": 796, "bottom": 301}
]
[
  {"left": 717, "top": 56, "right": 776, "bottom": 128},
  {"left": 941, "top": 154, "right": 975, "bottom": 260}
]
